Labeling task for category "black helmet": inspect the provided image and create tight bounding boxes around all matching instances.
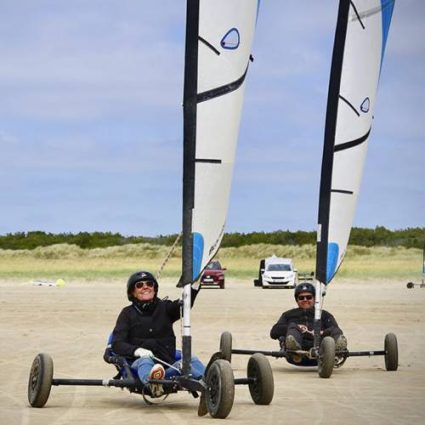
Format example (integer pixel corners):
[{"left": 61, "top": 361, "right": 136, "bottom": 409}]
[
  {"left": 127, "top": 271, "right": 159, "bottom": 301},
  {"left": 294, "top": 282, "right": 315, "bottom": 299}
]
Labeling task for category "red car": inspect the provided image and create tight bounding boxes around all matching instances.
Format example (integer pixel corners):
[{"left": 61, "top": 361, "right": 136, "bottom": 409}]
[{"left": 200, "top": 260, "right": 226, "bottom": 289}]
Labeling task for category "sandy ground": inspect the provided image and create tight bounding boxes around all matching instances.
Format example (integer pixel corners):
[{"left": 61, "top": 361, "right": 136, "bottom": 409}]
[{"left": 1, "top": 277, "right": 425, "bottom": 425}]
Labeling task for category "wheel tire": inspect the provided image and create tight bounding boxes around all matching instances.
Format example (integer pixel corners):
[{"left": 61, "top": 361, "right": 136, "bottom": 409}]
[
  {"left": 318, "top": 336, "right": 335, "bottom": 379},
  {"left": 406, "top": 282, "right": 414, "bottom": 289},
  {"left": 220, "top": 282, "right": 225, "bottom": 289},
  {"left": 206, "top": 359, "right": 235, "bottom": 419},
  {"left": 28, "top": 353, "right": 54, "bottom": 407},
  {"left": 220, "top": 331, "right": 232, "bottom": 362},
  {"left": 384, "top": 333, "right": 398, "bottom": 371},
  {"left": 256, "top": 260, "right": 265, "bottom": 287},
  {"left": 247, "top": 353, "right": 274, "bottom": 405}
]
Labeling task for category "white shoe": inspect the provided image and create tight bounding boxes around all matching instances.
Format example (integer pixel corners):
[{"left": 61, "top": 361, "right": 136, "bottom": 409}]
[
  {"left": 148, "top": 364, "right": 165, "bottom": 397},
  {"left": 149, "top": 363, "right": 165, "bottom": 380}
]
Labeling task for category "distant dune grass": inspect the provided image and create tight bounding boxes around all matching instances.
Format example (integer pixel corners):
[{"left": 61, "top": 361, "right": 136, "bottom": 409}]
[{"left": 0, "top": 243, "right": 421, "bottom": 281}]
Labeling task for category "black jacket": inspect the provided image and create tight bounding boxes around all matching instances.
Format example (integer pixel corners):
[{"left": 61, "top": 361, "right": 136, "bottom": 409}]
[
  {"left": 270, "top": 307, "right": 342, "bottom": 340},
  {"left": 112, "top": 288, "right": 199, "bottom": 364}
]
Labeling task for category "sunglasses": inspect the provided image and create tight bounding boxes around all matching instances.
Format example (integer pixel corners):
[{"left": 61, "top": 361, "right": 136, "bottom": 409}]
[
  {"left": 297, "top": 295, "right": 313, "bottom": 301},
  {"left": 135, "top": 280, "right": 155, "bottom": 289}
]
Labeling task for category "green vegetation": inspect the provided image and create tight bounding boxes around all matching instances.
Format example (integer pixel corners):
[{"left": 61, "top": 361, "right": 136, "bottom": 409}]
[
  {"left": 0, "top": 243, "right": 421, "bottom": 281},
  {"left": 0, "top": 227, "right": 423, "bottom": 250},
  {"left": 0, "top": 231, "right": 177, "bottom": 250}
]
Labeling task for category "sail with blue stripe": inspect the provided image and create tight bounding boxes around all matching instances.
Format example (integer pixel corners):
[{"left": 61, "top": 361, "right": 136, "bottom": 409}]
[
  {"left": 182, "top": 0, "right": 260, "bottom": 285},
  {"left": 316, "top": 0, "right": 395, "bottom": 285}
]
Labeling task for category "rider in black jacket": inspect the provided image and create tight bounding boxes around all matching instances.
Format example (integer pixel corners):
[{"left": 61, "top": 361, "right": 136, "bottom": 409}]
[
  {"left": 111, "top": 271, "right": 204, "bottom": 394},
  {"left": 270, "top": 282, "right": 347, "bottom": 352}
]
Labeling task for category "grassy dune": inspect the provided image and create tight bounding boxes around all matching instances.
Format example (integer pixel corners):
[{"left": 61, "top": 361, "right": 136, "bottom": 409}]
[{"left": 0, "top": 243, "right": 422, "bottom": 282}]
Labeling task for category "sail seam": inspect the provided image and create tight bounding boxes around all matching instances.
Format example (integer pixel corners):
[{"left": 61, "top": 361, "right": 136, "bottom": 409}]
[
  {"left": 331, "top": 189, "right": 354, "bottom": 194},
  {"left": 197, "top": 64, "right": 249, "bottom": 103},
  {"left": 199, "top": 36, "right": 220, "bottom": 56},
  {"left": 334, "top": 128, "right": 371, "bottom": 152},
  {"left": 339, "top": 95, "right": 360, "bottom": 116},
  {"left": 195, "top": 158, "right": 222, "bottom": 164}
]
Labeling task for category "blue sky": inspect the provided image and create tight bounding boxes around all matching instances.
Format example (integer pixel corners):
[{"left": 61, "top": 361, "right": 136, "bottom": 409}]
[{"left": 0, "top": 1, "right": 423, "bottom": 236}]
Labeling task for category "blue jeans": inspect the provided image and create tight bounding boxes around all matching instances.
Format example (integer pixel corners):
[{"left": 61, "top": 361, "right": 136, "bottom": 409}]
[{"left": 131, "top": 355, "right": 205, "bottom": 384}]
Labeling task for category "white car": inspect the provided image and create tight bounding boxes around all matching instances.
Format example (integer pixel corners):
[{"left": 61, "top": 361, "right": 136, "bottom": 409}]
[{"left": 254, "top": 255, "right": 297, "bottom": 289}]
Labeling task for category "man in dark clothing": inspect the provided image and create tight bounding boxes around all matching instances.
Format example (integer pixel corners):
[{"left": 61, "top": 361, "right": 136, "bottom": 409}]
[
  {"left": 270, "top": 282, "right": 347, "bottom": 353},
  {"left": 111, "top": 271, "right": 205, "bottom": 395}
]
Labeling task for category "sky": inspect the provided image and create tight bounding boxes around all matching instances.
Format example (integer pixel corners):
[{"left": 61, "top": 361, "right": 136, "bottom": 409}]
[{"left": 0, "top": 0, "right": 423, "bottom": 237}]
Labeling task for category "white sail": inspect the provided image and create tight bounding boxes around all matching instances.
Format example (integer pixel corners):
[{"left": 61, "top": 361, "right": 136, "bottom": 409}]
[
  {"left": 189, "top": 0, "right": 260, "bottom": 281},
  {"left": 316, "top": 0, "right": 395, "bottom": 285}
]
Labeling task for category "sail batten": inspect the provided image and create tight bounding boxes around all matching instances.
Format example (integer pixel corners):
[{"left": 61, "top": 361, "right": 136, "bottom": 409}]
[
  {"left": 334, "top": 128, "right": 371, "bottom": 152},
  {"left": 197, "top": 65, "right": 249, "bottom": 103},
  {"left": 316, "top": 0, "right": 395, "bottom": 285}
]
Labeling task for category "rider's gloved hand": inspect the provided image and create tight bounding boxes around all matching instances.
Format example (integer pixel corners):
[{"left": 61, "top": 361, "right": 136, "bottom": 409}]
[{"left": 134, "top": 348, "right": 154, "bottom": 358}]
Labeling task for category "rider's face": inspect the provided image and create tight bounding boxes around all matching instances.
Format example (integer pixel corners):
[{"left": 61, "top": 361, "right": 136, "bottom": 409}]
[
  {"left": 132, "top": 281, "right": 155, "bottom": 302},
  {"left": 296, "top": 292, "right": 315, "bottom": 310}
]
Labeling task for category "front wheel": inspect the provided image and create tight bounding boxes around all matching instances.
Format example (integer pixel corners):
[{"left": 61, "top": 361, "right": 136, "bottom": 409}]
[
  {"left": 406, "top": 282, "right": 414, "bottom": 289},
  {"left": 247, "top": 353, "right": 274, "bottom": 405},
  {"left": 384, "top": 333, "right": 398, "bottom": 371},
  {"left": 28, "top": 353, "right": 54, "bottom": 407},
  {"left": 318, "top": 336, "right": 335, "bottom": 378},
  {"left": 220, "top": 331, "right": 232, "bottom": 362},
  {"left": 206, "top": 359, "right": 235, "bottom": 419}
]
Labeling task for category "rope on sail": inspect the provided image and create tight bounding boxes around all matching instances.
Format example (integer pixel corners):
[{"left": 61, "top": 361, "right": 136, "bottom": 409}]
[{"left": 156, "top": 232, "right": 182, "bottom": 280}]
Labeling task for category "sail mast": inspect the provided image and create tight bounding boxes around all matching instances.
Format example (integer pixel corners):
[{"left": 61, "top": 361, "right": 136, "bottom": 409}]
[
  {"left": 181, "top": 0, "right": 199, "bottom": 376},
  {"left": 316, "top": 0, "right": 350, "bottom": 285}
]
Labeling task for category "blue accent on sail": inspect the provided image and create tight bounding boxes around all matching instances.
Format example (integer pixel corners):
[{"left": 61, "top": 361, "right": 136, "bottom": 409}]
[
  {"left": 192, "top": 232, "right": 204, "bottom": 280},
  {"left": 326, "top": 243, "right": 339, "bottom": 284},
  {"left": 256, "top": 0, "right": 261, "bottom": 23},
  {"left": 221, "top": 28, "right": 240, "bottom": 50},
  {"left": 380, "top": 0, "right": 395, "bottom": 67}
]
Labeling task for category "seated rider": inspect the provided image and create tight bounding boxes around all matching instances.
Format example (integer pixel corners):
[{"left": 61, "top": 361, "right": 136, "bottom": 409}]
[
  {"left": 111, "top": 271, "right": 205, "bottom": 395},
  {"left": 270, "top": 282, "right": 347, "bottom": 355}
]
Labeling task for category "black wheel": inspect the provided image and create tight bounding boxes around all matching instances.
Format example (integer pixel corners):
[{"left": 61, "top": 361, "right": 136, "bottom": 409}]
[
  {"left": 206, "top": 359, "right": 235, "bottom": 419},
  {"left": 220, "top": 331, "right": 232, "bottom": 362},
  {"left": 247, "top": 353, "right": 274, "bottom": 405},
  {"left": 318, "top": 336, "right": 335, "bottom": 378},
  {"left": 406, "top": 282, "right": 414, "bottom": 289},
  {"left": 28, "top": 353, "right": 53, "bottom": 407},
  {"left": 254, "top": 279, "right": 261, "bottom": 287},
  {"left": 384, "top": 333, "right": 398, "bottom": 371}
]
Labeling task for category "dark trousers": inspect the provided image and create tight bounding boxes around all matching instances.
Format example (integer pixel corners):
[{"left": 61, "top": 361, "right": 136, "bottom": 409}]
[{"left": 286, "top": 323, "right": 343, "bottom": 350}]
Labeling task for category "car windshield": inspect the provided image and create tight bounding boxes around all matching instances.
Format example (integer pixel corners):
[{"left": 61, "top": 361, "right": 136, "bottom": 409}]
[
  {"left": 206, "top": 261, "right": 221, "bottom": 270},
  {"left": 267, "top": 263, "right": 292, "bottom": 272}
]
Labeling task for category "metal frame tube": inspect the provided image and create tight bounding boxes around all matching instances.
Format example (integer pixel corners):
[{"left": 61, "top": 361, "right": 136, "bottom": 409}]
[
  {"left": 313, "top": 280, "right": 323, "bottom": 350},
  {"left": 231, "top": 348, "right": 286, "bottom": 358},
  {"left": 52, "top": 378, "right": 135, "bottom": 388}
]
